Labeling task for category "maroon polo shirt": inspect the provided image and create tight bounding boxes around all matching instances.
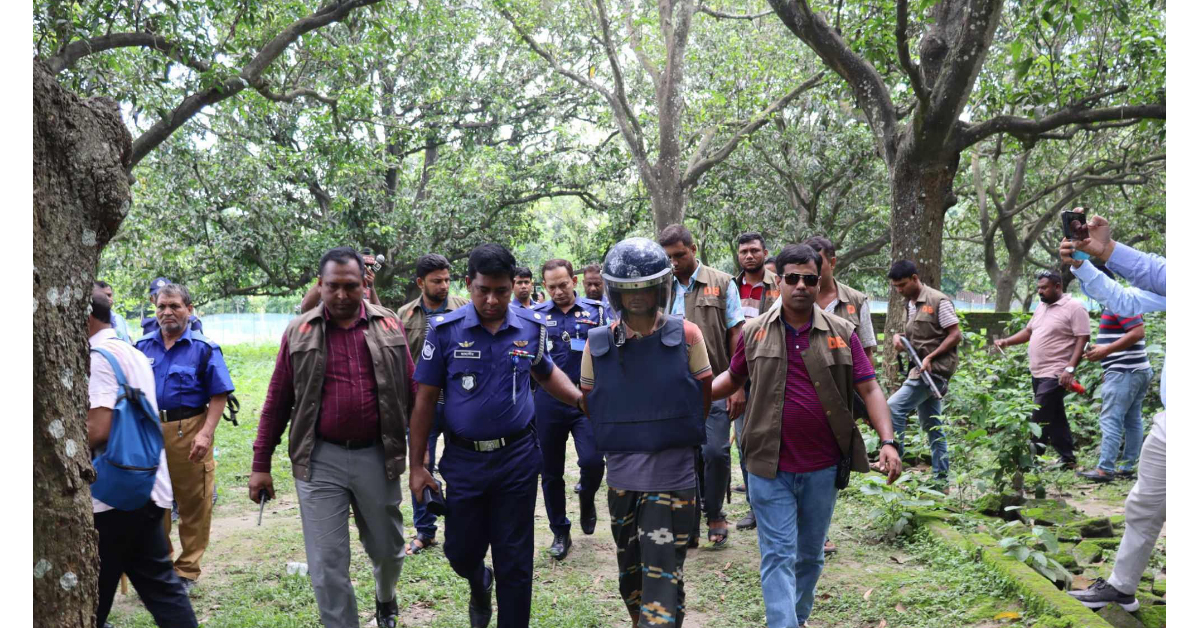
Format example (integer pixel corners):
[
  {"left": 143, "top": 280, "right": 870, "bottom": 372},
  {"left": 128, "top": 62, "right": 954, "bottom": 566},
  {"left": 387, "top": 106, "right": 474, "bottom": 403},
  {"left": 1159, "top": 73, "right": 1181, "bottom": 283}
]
[{"left": 252, "top": 304, "right": 416, "bottom": 472}]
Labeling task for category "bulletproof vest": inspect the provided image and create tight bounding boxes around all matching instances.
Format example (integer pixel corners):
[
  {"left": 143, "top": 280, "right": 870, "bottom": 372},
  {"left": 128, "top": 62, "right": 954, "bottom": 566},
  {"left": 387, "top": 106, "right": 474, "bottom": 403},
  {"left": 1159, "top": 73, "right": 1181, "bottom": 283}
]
[
  {"left": 904, "top": 285, "right": 959, "bottom": 381},
  {"left": 586, "top": 316, "right": 705, "bottom": 453}
]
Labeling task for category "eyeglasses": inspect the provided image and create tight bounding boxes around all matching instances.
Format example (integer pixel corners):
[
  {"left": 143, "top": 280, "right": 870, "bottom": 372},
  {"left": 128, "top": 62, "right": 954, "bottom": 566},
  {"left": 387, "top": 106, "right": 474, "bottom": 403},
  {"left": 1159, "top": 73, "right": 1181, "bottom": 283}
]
[{"left": 781, "top": 273, "right": 819, "bottom": 287}]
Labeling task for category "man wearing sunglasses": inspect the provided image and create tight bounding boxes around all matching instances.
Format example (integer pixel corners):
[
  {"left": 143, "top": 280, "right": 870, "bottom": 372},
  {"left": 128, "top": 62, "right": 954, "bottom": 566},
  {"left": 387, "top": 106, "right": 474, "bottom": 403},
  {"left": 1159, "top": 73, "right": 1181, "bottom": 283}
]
[
  {"left": 884, "top": 260, "right": 962, "bottom": 485},
  {"left": 711, "top": 243, "right": 902, "bottom": 628},
  {"left": 659, "top": 224, "right": 746, "bottom": 548}
]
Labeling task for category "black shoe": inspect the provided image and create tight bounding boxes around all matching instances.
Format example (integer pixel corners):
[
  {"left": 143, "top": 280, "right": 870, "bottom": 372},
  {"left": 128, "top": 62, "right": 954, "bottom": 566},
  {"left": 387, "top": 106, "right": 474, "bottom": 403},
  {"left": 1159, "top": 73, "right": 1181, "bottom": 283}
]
[
  {"left": 375, "top": 597, "right": 398, "bottom": 628},
  {"left": 1069, "top": 577, "right": 1139, "bottom": 612},
  {"left": 1115, "top": 469, "right": 1137, "bottom": 479},
  {"left": 549, "top": 532, "right": 572, "bottom": 560},
  {"left": 1077, "top": 468, "right": 1115, "bottom": 483},
  {"left": 736, "top": 511, "right": 756, "bottom": 531},
  {"left": 573, "top": 482, "right": 583, "bottom": 494},
  {"left": 733, "top": 484, "right": 747, "bottom": 494},
  {"left": 580, "top": 495, "right": 597, "bottom": 535},
  {"left": 469, "top": 566, "right": 493, "bottom": 628},
  {"left": 686, "top": 536, "right": 699, "bottom": 549},
  {"left": 178, "top": 577, "right": 196, "bottom": 596}
]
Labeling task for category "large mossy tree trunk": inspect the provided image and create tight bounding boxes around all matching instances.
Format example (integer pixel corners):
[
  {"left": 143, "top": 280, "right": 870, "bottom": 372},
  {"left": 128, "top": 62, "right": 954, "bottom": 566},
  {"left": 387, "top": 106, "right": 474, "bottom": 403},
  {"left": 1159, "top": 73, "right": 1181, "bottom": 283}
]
[{"left": 33, "top": 59, "right": 132, "bottom": 627}]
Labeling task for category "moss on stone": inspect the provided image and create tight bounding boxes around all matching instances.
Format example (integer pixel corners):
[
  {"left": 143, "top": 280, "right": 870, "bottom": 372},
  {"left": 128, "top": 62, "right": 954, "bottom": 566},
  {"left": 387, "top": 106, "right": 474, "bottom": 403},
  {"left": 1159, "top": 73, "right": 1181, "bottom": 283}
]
[
  {"left": 1072, "top": 541, "right": 1102, "bottom": 565},
  {"left": 1061, "top": 516, "right": 1115, "bottom": 538},
  {"left": 1152, "top": 575, "right": 1165, "bottom": 596},
  {"left": 1137, "top": 604, "right": 1167, "bottom": 628}
]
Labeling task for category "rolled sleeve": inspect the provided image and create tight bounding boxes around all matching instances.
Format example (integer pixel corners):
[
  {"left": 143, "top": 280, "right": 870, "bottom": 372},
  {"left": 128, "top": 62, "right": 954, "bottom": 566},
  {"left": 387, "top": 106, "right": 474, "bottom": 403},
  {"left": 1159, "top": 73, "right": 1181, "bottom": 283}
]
[{"left": 724, "top": 279, "right": 746, "bottom": 328}]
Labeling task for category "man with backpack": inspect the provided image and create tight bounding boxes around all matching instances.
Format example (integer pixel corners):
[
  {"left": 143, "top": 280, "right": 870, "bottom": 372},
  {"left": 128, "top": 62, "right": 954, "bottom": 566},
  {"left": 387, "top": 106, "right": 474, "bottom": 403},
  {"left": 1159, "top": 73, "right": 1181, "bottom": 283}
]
[{"left": 88, "top": 294, "right": 198, "bottom": 628}]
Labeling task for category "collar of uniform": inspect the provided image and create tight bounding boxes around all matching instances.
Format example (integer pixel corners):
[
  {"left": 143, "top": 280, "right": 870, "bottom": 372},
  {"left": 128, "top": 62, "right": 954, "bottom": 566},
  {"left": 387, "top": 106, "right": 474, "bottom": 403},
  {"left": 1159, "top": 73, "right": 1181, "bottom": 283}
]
[
  {"left": 762, "top": 302, "right": 829, "bottom": 332},
  {"left": 834, "top": 280, "right": 855, "bottom": 305},
  {"left": 546, "top": 293, "right": 584, "bottom": 316},
  {"left": 89, "top": 327, "right": 118, "bottom": 347},
  {"left": 322, "top": 301, "right": 368, "bottom": 326},
  {"left": 421, "top": 299, "right": 449, "bottom": 316},
  {"left": 911, "top": 283, "right": 934, "bottom": 307},
  {"left": 462, "top": 302, "right": 522, "bottom": 332},
  {"left": 148, "top": 321, "right": 194, "bottom": 347}
]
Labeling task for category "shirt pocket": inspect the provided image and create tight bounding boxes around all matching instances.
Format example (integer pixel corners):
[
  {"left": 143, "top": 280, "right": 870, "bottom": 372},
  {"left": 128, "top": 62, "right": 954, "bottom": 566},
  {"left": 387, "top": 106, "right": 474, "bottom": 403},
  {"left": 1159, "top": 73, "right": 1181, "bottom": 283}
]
[
  {"left": 165, "top": 364, "right": 198, "bottom": 401},
  {"left": 448, "top": 362, "right": 483, "bottom": 396}
]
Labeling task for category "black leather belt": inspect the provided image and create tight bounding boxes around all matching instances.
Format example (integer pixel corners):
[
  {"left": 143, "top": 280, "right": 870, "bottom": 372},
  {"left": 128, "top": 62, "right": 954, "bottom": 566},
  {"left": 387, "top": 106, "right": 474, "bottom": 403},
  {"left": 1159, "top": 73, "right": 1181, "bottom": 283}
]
[
  {"left": 160, "top": 406, "right": 207, "bottom": 423},
  {"left": 445, "top": 424, "right": 534, "bottom": 453},
  {"left": 319, "top": 436, "right": 380, "bottom": 450}
]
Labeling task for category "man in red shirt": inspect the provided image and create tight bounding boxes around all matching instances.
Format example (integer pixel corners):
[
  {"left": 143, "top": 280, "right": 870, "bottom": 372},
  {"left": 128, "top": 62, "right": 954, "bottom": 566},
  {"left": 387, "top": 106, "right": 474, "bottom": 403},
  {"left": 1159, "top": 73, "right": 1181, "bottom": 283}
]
[
  {"left": 712, "top": 243, "right": 900, "bottom": 628},
  {"left": 249, "top": 248, "right": 417, "bottom": 628}
]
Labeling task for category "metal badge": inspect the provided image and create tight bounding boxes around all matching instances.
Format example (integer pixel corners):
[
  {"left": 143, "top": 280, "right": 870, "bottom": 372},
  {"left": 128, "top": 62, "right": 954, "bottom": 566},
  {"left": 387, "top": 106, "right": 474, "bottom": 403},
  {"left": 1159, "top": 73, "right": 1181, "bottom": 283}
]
[
  {"left": 461, "top": 374, "right": 476, "bottom": 391},
  {"left": 458, "top": 340, "right": 474, "bottom": 347},
  {"left": 421, "top": 341, "right": 435, "bottom": 361},
  {"left": 562, "top": 330, "right": 571, "bottom": 343},
  {"left": 513, "top": 340, "right": 529, "bottom": 347},
  {"left": 575, "top": 311, "right": 581, "bottom": 317}
]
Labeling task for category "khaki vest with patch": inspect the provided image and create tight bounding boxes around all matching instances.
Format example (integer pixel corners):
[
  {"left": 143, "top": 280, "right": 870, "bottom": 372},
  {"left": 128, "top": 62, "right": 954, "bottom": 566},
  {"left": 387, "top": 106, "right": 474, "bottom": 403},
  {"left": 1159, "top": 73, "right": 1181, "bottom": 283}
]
[
  {"left": 398, "top": 295, "right": 469, "bottom": 361},
  {"left": 669, "top": 263, "right": 735, "bottom": 375},
  {"left": 284, "top": 303, "right": 412, "bottom": 481},
  {"left": 905, "top": 285, "right": 959, "bottom": 380},
  {"left": 826, "top": 281, "right": 869, "bottom": 340},
  {"left": 739, "top": 306, "right": 870, "bottom": 479}
]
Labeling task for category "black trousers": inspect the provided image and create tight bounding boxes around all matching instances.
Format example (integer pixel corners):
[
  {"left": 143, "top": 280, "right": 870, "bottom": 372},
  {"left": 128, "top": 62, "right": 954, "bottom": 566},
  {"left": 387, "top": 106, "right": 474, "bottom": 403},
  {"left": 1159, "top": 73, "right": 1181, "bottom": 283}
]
[
  {"left": 1032, "top": 377, "right": 1076, "bottom": 464},
  {"left": 95, "top": 501, "right": 198, "bottom": 627}
]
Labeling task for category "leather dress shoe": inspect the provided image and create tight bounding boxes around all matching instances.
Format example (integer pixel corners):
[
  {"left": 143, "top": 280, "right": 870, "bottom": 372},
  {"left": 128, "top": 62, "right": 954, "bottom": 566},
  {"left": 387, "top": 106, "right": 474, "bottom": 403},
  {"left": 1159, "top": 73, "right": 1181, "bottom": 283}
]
[
  {"left": 580, "top": 494, "right": 598, "bottom": 535},
  {"left": 549, "top": 531, "right": 572, "bottom": 560},
  {"left": 375, "top": 597, "right": 398, "bottom": 628}
]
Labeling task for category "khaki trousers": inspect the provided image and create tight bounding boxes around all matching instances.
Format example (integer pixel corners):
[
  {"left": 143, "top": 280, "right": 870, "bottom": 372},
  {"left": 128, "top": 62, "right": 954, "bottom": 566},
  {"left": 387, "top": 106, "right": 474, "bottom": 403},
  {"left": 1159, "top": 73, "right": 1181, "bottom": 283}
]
[{"left": 161, "top": 412, "right": 214, "bottom": 581}]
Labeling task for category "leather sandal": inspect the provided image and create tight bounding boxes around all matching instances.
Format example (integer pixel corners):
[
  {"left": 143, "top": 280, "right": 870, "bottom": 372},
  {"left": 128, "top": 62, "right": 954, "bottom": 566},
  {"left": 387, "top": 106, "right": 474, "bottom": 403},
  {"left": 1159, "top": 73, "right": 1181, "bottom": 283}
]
[{"left": 406, "top": 534, "right": 438, "bottom": 555}]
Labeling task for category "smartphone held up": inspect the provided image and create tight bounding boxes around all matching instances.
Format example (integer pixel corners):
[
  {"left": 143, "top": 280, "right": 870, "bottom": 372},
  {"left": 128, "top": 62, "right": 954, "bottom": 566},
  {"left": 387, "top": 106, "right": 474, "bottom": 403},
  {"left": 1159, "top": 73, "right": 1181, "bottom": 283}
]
[{"left": 1060, "top": 208, "right": 1090, "bottom": 261}]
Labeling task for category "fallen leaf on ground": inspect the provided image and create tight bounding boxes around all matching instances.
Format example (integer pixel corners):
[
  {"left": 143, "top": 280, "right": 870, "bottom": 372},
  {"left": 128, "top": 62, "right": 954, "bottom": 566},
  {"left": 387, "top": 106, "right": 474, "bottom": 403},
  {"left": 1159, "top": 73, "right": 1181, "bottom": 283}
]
[
  {"left": 895, "top": 603, "right": 906, "bottom": 612},
  {"left": 863, "top": 588, "right": 873, "bottom": 600},
  {"left": 889, "top": 555, "right": 909, "bottom": 564},
  {"left": 876, "top": 620, "right": 887, "bottom": 628}
]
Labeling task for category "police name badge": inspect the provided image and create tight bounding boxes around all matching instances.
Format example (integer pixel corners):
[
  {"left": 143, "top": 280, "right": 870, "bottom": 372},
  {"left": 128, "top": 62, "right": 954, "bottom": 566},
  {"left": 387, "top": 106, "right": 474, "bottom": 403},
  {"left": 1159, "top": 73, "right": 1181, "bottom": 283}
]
[
  {"left": 421, "top": 340, "right": 435, "bottom": 361},
  {"left": 545, "top": 319, "right": 558, "bottom": 327},
  {"left": 461, "top": 374, "right": 476, "bottom": 391},
  {"left": 453, "top": 349, "right": 481, "bottom": 359}
]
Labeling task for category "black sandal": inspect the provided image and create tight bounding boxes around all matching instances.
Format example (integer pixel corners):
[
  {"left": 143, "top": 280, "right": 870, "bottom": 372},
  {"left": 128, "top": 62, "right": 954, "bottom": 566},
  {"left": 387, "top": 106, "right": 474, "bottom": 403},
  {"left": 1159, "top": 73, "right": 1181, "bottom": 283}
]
[
  {"left": 707, "top": 521, "right": 730, "bottom": 548},
  {"left": 406, "top": 535, "right": 438, "bottom": 555}
]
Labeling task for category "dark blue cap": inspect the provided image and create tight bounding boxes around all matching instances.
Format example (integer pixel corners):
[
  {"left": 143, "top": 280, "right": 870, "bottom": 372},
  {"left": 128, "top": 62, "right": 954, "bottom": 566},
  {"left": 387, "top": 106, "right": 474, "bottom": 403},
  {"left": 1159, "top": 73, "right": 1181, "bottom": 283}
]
[{"left": 149, "top": 277, "right": 171, "bottom": 296}]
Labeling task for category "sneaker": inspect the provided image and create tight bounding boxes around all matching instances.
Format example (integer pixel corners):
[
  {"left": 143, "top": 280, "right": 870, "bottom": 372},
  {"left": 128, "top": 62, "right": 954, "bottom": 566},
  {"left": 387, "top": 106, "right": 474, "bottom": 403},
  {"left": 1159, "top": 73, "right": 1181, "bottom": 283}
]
[
  {"left": 1076, "top": 468, "right": 1114, "bottom": 483},
  {"left": 1069, "top": 578, "right": 1139, "bottom": 612},
  {"left": 736, "top": 511, "right": 756, "bottom": 531}
]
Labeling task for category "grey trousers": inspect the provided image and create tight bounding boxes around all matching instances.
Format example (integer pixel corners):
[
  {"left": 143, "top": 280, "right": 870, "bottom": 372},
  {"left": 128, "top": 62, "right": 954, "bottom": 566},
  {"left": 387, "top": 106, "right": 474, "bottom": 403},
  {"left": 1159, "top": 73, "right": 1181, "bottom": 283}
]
[
  {"left": 1108, "top": 411, "right": 1166, "bottom": 594},
  {"left": 296, "top": 441, "right": 405, "bottom": 628}
]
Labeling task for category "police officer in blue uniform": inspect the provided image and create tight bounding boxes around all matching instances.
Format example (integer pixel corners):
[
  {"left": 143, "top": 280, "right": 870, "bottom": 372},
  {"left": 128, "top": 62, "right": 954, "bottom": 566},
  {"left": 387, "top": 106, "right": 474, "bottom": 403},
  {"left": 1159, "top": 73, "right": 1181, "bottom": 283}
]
[
  {"left": 583, "top": 263, "right": 617, "bottom": 321},
  {"left": 409, "top": 244, "right": 585, "bottom": 628},
  {"left": 531, "top": 259, "right": 607, "bottom": 561},
  {"left": 135, "top": 283, "right": 234, "bottom": 591},
  {"left": 142, "top": 277, "right": 204, "bottom": 336}
]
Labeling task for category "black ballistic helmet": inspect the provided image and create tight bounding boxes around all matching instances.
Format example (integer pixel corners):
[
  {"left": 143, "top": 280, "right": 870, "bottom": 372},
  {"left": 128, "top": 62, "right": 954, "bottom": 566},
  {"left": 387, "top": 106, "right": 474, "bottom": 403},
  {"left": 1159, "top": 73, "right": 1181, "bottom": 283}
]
[{"left": 602, "top": 237, "right": 673, "bottom": 317}]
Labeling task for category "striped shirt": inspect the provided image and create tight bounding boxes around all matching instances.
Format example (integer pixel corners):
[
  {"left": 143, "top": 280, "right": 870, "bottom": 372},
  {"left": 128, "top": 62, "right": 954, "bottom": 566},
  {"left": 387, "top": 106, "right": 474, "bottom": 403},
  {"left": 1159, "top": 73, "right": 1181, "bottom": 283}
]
[
  {"left": 907, "top": 299, "right": 959, "bottom": 329},
  {"left": 1097, "top": 310, "right": 1151, "bottom": 372}
]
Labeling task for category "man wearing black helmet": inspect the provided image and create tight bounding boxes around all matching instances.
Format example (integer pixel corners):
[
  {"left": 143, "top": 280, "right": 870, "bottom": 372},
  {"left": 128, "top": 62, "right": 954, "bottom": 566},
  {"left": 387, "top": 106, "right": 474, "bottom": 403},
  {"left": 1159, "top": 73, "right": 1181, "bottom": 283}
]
[{"left": 580, "top": 237, "right": 712, "bottom": 628}]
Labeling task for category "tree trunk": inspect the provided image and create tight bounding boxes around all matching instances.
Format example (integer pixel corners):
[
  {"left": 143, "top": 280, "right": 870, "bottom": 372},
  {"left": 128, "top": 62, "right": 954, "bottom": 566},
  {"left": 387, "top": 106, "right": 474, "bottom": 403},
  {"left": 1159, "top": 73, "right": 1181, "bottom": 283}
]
[
  {"left": 993, "top": 269, "right": 1017, "bottom": 313},
  {"left": 649, "top": 174, "right": 687, "bottom": 233},
  {"left": 33, "top": 59, "right": 133, "bottom": 627},
  {"left": 880, "top": 155, "right": 958, "bottom": 384}
]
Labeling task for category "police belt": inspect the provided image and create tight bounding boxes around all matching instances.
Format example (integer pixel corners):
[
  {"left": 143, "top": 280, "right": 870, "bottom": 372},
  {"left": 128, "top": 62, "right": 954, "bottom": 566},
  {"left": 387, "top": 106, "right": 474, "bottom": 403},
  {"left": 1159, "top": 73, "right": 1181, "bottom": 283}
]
[
  {"left": 445, "top": 423, "right": 534, "bottom": 453},
  {"left": 159, "top": 406, "right": 207, "bottom": 423}
]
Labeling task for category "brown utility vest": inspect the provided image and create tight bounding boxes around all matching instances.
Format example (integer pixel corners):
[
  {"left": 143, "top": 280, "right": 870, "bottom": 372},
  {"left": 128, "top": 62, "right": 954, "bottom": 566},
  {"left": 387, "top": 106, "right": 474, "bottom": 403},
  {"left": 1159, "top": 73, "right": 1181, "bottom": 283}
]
[
  {"left": 284, "top": 303, "right": 413, "bottom": 482},
  {"left": 735, "top": 268, "right": 782, "bottom": 319},
  {"left": 905, "top": 284, "right": 959, "bottom": 381},
  {"left": 739, "top": 305, "right": 869, "bottom": 480},
  {"left": 668, "top": 263, "right": 736, "bottom": 375},
  {"left": 823, "top": 281, "right": 869, "bottom": 341},
  {"left": 398, "top": 295, "right": 469, "bottom": 362}
]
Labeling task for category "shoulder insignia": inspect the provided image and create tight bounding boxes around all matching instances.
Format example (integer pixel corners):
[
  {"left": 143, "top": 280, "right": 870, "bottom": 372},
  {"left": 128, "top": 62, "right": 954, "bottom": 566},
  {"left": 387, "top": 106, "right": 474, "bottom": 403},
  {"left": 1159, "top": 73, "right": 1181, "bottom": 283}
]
[
  {"left": 458, "top": 340, "right": 474, "bottom": 348},
  {"left": 299, "top": 322, "right": 313, "bottom": 335},
  {"left": 513, "top": 340, "right": 529, "bottom": 347},
  {"left": 847, "top": 304, "right": 856, "bottom": 314},
  {"left": 436, "top": 315, "right": 446, "bottom": 322},
  {"left": 534, "top": 313, "right": 542, "bottom": 319},
  {"left": 583, "top": 311, "right": 591, "bottom": 317},
  {"left": 421, "top": 340, "right": 435, "bottom": 361},
  {"left": 754, "top": 328, "right": 767, "bottom": 342}
]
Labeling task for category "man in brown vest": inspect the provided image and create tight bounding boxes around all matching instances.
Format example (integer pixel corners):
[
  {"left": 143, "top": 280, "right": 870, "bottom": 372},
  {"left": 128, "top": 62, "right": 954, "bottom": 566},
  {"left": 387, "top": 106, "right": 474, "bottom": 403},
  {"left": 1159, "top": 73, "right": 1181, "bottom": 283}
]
[
  {"left": 731, "top": 232, "right": 779, "bottom": 532},
  {"left": 712, "top": 243, "right": 901, "bottom": 628},
  {"left": 249, "top": 247, "right": 415, "bottom": 628},
  {"left": 397, "top": 253, "right": 469, "bottom": 554},
  {"left": 659, "top": 224, "right": 746, "bottom": 548},
  {"left": 884, "top": 259, "right": 961, "bottom": 484}
]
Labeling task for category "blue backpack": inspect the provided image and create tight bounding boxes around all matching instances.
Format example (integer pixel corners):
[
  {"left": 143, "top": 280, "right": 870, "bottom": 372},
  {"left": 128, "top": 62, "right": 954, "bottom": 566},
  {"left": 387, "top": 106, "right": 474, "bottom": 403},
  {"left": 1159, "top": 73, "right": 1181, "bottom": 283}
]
[{"left": 90, "top": 347, "right": 164, "bottom": 510}]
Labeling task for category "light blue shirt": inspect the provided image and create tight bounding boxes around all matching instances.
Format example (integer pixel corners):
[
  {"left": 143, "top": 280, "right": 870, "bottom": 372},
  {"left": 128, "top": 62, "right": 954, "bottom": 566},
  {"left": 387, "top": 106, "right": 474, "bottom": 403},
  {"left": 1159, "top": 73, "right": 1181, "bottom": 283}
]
[
  {"left": 1106, "top": 242, "right": 1166, "bottom": 297},
  {"left": 670, "top": 265, "right": 745, "bottom": 330},
  {"left": 1072, "top": 260, "right": 1166, "bottom": 407}
]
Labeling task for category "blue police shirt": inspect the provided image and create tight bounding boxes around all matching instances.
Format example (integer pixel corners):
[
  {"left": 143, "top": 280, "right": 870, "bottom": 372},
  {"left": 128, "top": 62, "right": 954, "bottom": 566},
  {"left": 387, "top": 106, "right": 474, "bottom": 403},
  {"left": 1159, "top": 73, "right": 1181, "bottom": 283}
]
[
  {"left": 415, "top": 303, "right": 554, "bottom": 440},
  {"left": 533, "top": 294, "right": 606, "bottom": 384},
  {"left": 136, "top": 326, "right": 235, "bottom": 411}
]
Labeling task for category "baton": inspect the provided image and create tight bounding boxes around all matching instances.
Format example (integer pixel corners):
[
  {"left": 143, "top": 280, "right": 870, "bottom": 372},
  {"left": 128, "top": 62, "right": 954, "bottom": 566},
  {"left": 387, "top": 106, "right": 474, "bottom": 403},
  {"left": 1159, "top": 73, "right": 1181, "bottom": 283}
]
[
  {"left": 257, "top": 489, "right": 269, "bottom": 526},
  {"left": 899, "top": 336, "right": 943, "bottom": 400}
]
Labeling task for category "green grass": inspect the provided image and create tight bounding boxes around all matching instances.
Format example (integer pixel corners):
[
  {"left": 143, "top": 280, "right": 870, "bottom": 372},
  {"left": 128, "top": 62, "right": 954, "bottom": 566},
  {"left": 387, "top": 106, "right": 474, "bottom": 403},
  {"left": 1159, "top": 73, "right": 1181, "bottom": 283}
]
[{"left": 109, "top": 342, "right": 1054, "bottom": 627}]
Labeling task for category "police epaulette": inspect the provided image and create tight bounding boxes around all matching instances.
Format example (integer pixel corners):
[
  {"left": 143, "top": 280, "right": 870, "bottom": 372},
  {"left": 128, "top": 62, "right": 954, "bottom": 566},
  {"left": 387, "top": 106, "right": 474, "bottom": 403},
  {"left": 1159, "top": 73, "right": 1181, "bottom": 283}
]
[
  {"left": 427, "top": 306, "right": 469, "bottom": 328},
  {"left": 191, "top": 331, "right": 222, "bottom": 350},
  {"left": 512, "top": 306, "right": 548, "bottom": 325}
]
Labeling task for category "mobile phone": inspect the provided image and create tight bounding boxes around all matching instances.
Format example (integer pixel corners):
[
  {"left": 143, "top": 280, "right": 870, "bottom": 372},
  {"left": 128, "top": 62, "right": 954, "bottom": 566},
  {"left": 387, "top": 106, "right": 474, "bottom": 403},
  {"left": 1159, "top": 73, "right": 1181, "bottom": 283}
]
[
  {"left": 1060, "top": 210, "right": 1090, "bottom": 261},
  {"left": 422, "top": 480, "right": 446, "bottom": 516}
]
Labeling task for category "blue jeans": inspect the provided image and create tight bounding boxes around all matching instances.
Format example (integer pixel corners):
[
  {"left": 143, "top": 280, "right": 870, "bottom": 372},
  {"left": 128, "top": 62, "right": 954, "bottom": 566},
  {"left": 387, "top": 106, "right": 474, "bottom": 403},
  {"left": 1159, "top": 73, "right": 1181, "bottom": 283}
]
[
  {"left": 410, "top": 404, "right": 445, "bottom": 539},
  {"left": 1098, "top": 369, "right": 1152, "bottom": 473},
  {"left": 701, "top": 398, "right": 732, "bottom": 522},
  {"left": 748, "top": 465, "right": 839, "bottom": 628},
  {"left": 888, "top": 379, "right": 949, "bottom": 478}
]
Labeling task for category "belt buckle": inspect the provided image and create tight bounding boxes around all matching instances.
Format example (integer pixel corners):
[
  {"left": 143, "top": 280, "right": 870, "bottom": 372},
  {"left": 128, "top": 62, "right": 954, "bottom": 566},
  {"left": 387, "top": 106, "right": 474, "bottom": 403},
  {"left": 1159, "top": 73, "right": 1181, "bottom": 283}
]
[{"left": 476, "top": 439, "right": 501, "bottom": 452}]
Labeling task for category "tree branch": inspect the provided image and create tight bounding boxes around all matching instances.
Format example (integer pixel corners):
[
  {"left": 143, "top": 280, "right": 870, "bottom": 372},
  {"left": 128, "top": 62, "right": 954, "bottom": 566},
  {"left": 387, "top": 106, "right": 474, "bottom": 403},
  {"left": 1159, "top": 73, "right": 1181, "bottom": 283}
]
[
  {"left": 767, "top": 0, "right": 898, "bottom": 164},
  {"left": 894, "top": 0, "right": 928, "bottom": 108},
  {"left": 681, "top": 71, "right": 824, "bottom": 188},
  {"left": 698, "top": 5, "right": 773, "bottom": 20},
  {"left": 955, "top": 101, "right": 1167, "bottom": 152},
  {"left": 129, "top": 0, "right": 384, "bottom": 169},
  {"left": 45, "top": 31, "right": 211, "bottom": 75},
  {"left": 920, "top": 0, "right": 1004, "bottom": 153},
  {"left": 624, "top": 0, "right": 662, "bottom": 87}
]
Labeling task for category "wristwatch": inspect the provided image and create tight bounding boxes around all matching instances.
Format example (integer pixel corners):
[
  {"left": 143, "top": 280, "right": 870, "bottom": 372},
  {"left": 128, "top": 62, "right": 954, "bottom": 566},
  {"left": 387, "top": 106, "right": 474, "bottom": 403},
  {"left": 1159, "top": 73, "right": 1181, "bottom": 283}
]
[
  {"left": 880, "top": 439, "right": 898, "bottom": 451},
  {"left": 1064, "top": 366, "right": 1076, "bottom": 374}
]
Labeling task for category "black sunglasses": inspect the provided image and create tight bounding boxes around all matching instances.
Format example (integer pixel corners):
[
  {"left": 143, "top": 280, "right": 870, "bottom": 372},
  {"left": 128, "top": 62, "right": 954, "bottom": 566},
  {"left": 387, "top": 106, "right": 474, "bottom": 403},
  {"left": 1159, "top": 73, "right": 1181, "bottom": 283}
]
[{"left": 781, "top": 273, "right": 819, "bottom": 287}]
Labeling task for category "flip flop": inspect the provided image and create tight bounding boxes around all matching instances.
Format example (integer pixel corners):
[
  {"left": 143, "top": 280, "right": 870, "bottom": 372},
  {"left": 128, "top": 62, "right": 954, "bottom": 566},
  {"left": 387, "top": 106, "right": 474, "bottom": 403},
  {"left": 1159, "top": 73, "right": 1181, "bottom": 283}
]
[
  {"left": 707, "top": 522, "right": 730, "bottom": 549},
  {"left": 406, "top": 535, "right": 438, "bottom": 555}
]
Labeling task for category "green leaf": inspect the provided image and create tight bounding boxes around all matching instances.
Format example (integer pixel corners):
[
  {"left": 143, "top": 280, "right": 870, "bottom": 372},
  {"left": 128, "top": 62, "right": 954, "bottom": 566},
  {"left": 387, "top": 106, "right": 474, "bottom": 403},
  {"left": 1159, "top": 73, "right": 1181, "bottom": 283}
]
[{"left": 1013, "top": 57, "right": 1035, "bottom": 83}]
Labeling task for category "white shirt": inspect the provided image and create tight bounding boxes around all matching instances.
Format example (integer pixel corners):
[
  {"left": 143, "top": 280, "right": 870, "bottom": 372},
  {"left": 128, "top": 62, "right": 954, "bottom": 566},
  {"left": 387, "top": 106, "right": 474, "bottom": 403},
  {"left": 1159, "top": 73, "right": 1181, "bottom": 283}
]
[{"left": 88, "top": 328, "right": 174, "bottom": 513}]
